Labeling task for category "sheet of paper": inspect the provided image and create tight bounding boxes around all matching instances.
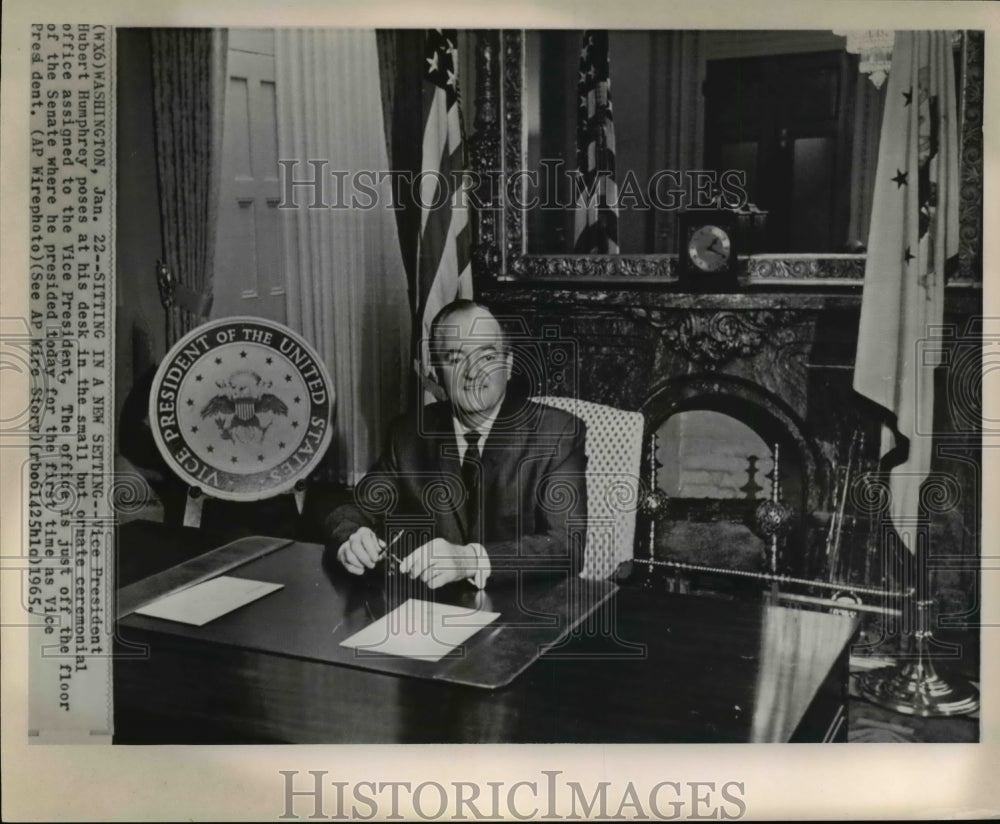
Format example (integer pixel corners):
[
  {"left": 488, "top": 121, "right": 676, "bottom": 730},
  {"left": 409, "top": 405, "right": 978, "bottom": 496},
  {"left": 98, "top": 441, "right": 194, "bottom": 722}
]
[
  {"left": 133, "top": 576, "right": 284, "bottom": 626},
  {"left": 340, "top": 599, "right": 501, "bottom": 662}
]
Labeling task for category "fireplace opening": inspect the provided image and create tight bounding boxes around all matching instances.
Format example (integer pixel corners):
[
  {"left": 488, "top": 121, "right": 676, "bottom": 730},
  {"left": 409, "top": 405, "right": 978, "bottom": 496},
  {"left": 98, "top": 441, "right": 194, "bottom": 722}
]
[{"left": 641, "top": 375, "right": 825, "bottom": 581}]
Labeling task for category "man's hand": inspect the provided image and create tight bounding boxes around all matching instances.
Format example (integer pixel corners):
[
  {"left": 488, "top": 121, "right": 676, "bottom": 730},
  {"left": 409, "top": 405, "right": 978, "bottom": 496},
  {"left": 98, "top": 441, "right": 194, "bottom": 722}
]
[
  {"left": 336, "top": 526, "right": 385, "bottom": 575},
  {"left": 398, "top": 538, "right": 477, "bottom": 589}
]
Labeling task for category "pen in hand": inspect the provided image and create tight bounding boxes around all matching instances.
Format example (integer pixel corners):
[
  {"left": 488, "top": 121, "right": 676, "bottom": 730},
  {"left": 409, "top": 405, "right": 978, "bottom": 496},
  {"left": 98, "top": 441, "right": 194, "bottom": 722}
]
[{"left": 380, "top": 531, "right": 404, "bottom": 569}]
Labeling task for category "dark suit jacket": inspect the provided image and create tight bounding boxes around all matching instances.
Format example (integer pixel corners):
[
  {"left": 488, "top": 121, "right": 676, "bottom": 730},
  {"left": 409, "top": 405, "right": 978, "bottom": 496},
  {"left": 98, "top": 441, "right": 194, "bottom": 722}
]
[{"left": 324, "top": 394, "right": 587, "bottom": 579}]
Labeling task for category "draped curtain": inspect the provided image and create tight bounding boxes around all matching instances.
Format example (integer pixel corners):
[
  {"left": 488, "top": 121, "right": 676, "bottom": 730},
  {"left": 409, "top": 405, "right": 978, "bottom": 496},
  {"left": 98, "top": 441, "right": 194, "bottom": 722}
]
[
  {"left": 150, "top": 29, "right": 227, "bottom": 346},
  {"left": 374, "top": 30, "right": 424, "bottom": 308},
  {"left": 275, "top": 29, "right": 410, "bottom": 485},
  {"left": 649, "top": 31, "right": 703, "bottom": 252},
  {"left": 846, "top": 73, "right": 888, "bottom": 249}
]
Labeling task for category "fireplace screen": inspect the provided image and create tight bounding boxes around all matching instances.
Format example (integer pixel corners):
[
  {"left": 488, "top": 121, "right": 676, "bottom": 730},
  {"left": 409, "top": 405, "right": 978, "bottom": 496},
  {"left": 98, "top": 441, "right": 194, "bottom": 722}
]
[{"left": 649, "top": 407, "right": 809, "bottom": 581}]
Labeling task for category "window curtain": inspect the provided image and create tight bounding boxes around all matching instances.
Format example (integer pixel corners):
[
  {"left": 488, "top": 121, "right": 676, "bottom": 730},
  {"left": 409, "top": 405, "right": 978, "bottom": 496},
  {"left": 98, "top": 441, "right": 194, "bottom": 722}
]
[
  {"left": 150, "top": 28, "right": 227, "bottom": 346},
  {"left": 275, "top": 29, "right": 410, "bottom": 485}
]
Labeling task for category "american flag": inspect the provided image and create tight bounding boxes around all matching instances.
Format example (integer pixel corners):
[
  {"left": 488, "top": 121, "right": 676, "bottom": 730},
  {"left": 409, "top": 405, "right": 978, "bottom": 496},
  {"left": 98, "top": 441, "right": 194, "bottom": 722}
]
[
  {"left": 416, "top": 29, "right": 473, "bottom": 401},
  {"left": 573, "top": 30, "right": 619, "bottom": 254}
]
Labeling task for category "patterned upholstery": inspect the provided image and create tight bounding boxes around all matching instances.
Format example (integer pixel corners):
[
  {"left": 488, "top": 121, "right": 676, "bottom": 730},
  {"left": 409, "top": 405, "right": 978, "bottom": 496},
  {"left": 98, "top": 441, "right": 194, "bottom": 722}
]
[{"left": 533, "top": 396, "right": 644, "bottom": 580}]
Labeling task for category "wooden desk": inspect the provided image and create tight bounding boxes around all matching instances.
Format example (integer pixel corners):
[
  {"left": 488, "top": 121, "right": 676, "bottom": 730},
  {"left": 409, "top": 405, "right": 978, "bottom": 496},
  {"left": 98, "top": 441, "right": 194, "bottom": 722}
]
[{"left": 114, "top": 535, "right": 857, "bottom": 743}]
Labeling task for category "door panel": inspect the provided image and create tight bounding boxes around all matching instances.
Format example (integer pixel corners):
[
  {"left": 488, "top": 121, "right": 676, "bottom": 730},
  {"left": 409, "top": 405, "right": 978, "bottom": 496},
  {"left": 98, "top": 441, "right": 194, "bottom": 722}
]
[{"left": 213, "top": 33, "right": 286, "bottom": 322}]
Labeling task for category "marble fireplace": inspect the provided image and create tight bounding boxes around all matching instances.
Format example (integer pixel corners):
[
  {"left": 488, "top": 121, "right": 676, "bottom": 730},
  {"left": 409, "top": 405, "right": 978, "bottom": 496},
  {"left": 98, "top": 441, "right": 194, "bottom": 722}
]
[{"left": 482, "top": 284, "right": 981, "bottom": 618}]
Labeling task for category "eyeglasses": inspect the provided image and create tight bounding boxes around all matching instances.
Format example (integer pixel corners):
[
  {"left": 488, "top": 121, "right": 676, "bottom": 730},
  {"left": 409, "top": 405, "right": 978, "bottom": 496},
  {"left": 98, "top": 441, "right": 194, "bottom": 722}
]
[{"left": 432, "top": 345, "right": 508, "bottom": 367}]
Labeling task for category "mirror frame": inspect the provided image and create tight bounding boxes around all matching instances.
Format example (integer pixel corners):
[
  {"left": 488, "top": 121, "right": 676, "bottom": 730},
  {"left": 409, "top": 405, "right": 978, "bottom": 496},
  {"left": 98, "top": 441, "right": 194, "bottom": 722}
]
[{"left": 470, "top": 29, "right": 982, "bottom": 287}]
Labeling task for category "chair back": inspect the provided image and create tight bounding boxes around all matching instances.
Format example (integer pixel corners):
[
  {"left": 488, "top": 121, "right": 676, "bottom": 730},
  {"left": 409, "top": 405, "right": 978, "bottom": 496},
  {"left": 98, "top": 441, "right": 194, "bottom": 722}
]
[{"left": 533, "top": 396, "right": 644, "bottom": 579}]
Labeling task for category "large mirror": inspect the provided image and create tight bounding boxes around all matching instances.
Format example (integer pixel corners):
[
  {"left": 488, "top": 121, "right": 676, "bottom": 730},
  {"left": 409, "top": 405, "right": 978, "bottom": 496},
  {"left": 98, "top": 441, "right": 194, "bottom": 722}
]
[
  {"left": 525, "top": 30, "right": 887, "bottom": 255},
  {"left": 478, "top": 29, "right": 981, "bottom": 282}
]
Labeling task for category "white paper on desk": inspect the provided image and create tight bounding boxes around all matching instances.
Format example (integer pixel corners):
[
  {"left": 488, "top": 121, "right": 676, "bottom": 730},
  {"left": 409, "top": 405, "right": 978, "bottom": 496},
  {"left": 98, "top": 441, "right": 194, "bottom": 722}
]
[
  {"left": 340, "top": 599, "right": 500, "bottom": 662},
  {"left": 133, "top": 576, "right": 284, "bottom": 626}
]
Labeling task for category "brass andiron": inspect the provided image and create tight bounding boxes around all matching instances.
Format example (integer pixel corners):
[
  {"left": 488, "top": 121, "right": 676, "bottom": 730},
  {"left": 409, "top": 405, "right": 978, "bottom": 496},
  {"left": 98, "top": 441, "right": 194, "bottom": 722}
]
[
  {"left": 640, "top": 429, "right": 670, "bottom": 579},
  {"left": 754, "top": 442, "right": 791, "bottom": 576}
]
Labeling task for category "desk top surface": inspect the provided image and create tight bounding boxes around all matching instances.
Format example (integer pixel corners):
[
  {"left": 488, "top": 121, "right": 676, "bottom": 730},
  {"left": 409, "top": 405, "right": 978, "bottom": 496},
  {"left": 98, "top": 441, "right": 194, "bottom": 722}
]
[
  {"left": 117, "top": 527, "right": 858, "bottom": 741},
  {"left": 118, "top": 535, "right": 617, "bottom": 689}
]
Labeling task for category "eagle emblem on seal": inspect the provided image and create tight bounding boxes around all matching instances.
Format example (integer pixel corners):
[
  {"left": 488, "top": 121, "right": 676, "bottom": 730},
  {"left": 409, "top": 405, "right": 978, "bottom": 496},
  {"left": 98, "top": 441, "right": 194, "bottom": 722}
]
[{"left": 200, "top": 370, "right": 289, "bottom": 445}]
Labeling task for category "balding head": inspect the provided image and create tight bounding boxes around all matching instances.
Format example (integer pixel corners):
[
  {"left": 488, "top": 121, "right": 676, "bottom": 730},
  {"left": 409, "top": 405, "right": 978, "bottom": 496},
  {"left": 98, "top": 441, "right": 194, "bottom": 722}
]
[{"left": 430, "top": 301, "right": 512, "bottom": 424}]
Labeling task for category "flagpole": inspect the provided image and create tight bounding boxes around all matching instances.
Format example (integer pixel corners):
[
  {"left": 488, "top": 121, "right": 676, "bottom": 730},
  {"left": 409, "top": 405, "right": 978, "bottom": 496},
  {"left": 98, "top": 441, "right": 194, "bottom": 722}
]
[
  {"left": 850, "top": 30, "right": 977, "bottom": 719},
  {"left": 856, "top": 542, "right": 979, "bottom": 717}
]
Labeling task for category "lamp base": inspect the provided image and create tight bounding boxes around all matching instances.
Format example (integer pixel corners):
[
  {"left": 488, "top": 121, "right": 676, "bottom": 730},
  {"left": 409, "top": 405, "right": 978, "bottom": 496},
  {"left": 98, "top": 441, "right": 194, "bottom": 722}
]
[{"left": 857, "top": 661, "right": 979, "bottom": 717}]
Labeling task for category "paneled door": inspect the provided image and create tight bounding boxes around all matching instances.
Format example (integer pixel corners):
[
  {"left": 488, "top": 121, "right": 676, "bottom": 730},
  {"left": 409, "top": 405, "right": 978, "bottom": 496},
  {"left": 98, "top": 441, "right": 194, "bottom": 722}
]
[{"left": 212, "top": 29, "right": 286, "bottom": 322}]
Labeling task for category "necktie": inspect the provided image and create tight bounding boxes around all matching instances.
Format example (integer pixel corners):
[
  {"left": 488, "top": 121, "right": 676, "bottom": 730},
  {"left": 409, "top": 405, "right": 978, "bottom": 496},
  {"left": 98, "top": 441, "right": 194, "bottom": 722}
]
[{"left": 461, "top": 431, "right": 481, "bottom": 534}]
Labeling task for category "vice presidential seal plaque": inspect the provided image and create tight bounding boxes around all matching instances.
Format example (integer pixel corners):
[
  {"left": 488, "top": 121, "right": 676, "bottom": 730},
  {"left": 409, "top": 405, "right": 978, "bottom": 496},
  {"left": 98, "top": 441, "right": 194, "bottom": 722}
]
[{"left": 149, "top": 317, "right": 334, "bottom": 501}]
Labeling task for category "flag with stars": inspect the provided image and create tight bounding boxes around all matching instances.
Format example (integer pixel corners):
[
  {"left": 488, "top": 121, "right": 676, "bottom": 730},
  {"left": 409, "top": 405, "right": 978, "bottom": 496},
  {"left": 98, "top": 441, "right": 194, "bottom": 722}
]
[
  {"left": 852, "top": 31, "right": 959, "bottom": 545},
  {"left": 415, "top": 29, "right": 473, "bottom": 402},
  {"left": 573, "top": 30, "right": 619, "bottom": 254}
]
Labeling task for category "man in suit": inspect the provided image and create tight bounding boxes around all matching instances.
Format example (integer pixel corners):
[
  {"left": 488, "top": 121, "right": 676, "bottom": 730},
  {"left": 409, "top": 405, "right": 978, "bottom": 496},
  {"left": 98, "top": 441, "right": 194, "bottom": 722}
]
[{"left": 325, "top": 300, "right": 587, "bottom": 588}]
